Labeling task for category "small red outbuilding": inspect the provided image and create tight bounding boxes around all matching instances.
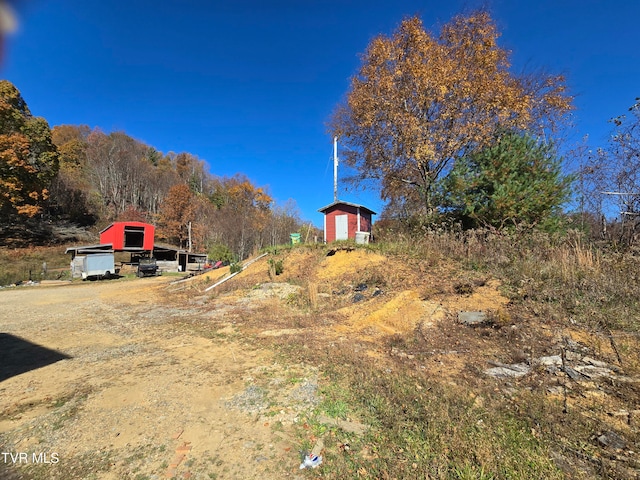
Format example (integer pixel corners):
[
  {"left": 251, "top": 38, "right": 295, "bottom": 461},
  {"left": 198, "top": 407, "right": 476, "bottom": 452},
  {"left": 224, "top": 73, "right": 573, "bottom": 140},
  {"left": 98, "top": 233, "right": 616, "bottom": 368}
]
[
  {"left": 318, "top": 201, "right": 376, "bottom": 243},
  {"left": 99, "top": 222, "right": 155, "bottom": 251}
]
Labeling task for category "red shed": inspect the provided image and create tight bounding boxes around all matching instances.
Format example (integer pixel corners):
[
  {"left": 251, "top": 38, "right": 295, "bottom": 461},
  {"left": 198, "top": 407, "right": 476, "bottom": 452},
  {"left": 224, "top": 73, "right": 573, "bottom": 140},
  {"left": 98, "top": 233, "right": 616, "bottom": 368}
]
[
  {"left": 318, "top": 201, "right": 376, "bottom": 243},
  {"left": 99, "top": 222, "right": 155, "bottom": 251}
]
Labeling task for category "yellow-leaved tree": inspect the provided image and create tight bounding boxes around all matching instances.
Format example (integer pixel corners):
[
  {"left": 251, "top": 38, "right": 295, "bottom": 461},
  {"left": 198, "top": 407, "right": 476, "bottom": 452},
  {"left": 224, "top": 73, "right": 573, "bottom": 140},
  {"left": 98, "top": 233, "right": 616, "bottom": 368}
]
[
  {"left": 158, "top": 183, "right": 197, "bottom": 249},
  {"left": 329, "top": 11, "right": 573, "bottom": 218},
  {"left": 0, "top": 81, "right": 59, "bottom": 219}
]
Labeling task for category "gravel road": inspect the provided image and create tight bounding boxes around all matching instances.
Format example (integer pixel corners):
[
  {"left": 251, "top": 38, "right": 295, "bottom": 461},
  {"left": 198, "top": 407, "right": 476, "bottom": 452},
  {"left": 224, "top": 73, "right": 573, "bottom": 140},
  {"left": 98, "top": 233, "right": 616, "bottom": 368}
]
[{"left": 0, "top": 277, "right": 318, "bottom": 479}]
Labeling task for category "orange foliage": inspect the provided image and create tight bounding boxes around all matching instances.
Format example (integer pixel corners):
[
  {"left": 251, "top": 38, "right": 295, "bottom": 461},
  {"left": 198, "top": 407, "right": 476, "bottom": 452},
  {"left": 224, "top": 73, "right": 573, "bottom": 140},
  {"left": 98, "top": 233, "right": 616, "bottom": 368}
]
[
  {"left": 0, "top": 81, "right": 60, "bottom": 219},
  {"left": 226, "top": 180, "right": 273, "bottom": 211},
  {"left": 0, "top": 133, "right": 46, "bottom": 217},
  {"left": 330, "top": 11, "right": 573, "bottom": 213},
  {"left": 157, "top": 184, "right": 197, "bottom": 248}
]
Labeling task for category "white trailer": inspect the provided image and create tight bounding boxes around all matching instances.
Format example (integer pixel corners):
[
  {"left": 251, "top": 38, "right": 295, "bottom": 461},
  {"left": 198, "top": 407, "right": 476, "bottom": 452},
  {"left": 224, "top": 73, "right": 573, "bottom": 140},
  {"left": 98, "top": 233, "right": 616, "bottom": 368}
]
[{"left": 82, "top": 253, "right": 115, "bottom": 280}]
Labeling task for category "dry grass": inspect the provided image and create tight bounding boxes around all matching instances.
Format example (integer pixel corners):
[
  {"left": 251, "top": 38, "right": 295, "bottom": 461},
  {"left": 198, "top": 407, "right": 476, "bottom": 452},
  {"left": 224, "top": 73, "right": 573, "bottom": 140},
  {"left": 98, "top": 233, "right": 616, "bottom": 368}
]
[
  {"left": 308, "top": 282, "right": 319, "bottom": 310},
  {"left": 228, "top": 234, "right": 640, "bottom": 479},
  {"left": 376, "top": 229, "right": 640, "bottom": 334},
  {"left": 0, "top": 246, "right": 71, "bottom": 285}
]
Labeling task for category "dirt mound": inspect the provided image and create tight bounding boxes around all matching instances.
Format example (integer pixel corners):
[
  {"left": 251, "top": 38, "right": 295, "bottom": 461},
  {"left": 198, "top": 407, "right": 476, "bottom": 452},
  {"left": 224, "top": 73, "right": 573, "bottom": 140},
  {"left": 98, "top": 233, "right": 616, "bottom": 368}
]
[
  {"left": 337, "top": 290, "right": 441, "bottom": 336},
  {"left": 316, "top": 249, "right": 386, "bottom": 280}
]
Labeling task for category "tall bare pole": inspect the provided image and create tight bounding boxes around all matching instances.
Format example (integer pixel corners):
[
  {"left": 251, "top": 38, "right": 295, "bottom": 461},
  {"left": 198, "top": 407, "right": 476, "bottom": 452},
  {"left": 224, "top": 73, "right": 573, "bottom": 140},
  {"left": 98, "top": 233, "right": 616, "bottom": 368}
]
[
  {"left": 333, "top": 136, "right": 338, "bottom": 202},
  {"left": 187, "top": 221, "right": 192, "bottom": 252}
]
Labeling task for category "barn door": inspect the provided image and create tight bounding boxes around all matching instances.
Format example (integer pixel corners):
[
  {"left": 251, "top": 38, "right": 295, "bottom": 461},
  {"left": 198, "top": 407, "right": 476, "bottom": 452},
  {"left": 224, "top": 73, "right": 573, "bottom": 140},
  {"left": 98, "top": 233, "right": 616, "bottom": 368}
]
[{"left": 335, "top": 215, "right": 349, "bottom": 240}]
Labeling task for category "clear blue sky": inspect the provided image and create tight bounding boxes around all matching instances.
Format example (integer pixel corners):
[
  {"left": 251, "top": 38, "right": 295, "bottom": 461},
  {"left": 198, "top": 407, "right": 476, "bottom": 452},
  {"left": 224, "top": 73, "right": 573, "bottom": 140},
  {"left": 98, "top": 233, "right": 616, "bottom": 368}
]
[{"left": 2, "top": 0, "right": 639, "bottom": 226}]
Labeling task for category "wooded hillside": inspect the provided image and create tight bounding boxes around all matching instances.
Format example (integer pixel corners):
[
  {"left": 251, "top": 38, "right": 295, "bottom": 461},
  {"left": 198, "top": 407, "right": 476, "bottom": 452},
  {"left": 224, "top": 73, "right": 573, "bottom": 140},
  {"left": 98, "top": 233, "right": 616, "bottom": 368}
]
[{"left": 0, "top": 80, "right": 309, "bottom": 258}]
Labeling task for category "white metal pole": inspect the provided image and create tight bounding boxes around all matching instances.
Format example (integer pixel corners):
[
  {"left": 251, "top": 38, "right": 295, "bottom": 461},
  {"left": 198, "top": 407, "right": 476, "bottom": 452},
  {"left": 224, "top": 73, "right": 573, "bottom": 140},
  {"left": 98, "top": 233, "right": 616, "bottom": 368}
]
[{"left": 333, "top": 136, "right": 338, "bottom": 202}]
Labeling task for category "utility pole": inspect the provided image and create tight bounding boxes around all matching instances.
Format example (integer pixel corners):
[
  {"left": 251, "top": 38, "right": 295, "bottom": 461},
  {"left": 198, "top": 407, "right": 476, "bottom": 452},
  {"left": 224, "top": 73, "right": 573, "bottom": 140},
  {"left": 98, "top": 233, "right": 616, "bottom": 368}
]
[
  {"left": 187, "top": 221, "right": 192, "bottom": 252},
  {"left": 333, "top": 136, "right": 338, "bottom": 202}
]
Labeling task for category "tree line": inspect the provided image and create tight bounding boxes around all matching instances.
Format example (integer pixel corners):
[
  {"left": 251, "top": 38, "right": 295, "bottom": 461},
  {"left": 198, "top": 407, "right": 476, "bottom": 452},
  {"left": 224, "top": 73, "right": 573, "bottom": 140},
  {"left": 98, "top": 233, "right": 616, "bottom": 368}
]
[{"left": 0, "top": 80, "right": 307, "bottom": 258}]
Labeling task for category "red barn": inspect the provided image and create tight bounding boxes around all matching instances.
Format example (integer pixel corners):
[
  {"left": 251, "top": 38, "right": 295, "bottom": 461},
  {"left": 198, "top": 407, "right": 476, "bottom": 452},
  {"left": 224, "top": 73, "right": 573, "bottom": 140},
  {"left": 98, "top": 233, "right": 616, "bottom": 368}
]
[
  {"left": 99, "top": 222, "right": 155, "bottom": 251},
  {"left": 318, "top": 201, "right": 375, "bottom": 243}
]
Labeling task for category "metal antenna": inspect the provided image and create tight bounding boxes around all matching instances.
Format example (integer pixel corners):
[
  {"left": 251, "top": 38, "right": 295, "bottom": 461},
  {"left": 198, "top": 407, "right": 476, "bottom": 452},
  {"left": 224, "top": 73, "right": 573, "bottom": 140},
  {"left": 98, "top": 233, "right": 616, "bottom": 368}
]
[{"left": 333, "top": 136, "right": 338, "bottom": 202}]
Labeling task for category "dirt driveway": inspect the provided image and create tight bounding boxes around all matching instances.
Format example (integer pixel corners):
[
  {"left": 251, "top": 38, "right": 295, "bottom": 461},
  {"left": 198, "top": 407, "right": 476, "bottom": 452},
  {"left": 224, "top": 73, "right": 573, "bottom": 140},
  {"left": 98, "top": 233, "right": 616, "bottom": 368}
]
[{"left": 0, "top": 277, "right": 317, "bottom": 479}]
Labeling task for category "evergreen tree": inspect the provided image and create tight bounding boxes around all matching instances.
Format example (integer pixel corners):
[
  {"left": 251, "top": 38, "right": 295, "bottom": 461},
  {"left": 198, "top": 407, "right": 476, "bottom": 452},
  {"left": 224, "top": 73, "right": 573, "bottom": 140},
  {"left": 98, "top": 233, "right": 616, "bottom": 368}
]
[{"left": 445, "top": 131, "right": 573, "bottom": 230}]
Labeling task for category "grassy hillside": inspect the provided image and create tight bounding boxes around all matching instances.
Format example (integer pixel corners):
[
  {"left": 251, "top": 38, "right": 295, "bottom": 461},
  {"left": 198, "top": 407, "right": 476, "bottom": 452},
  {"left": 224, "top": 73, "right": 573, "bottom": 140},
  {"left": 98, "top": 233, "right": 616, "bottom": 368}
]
[{"left": 185, "top": 233, "right": 639, "bottom": 479}]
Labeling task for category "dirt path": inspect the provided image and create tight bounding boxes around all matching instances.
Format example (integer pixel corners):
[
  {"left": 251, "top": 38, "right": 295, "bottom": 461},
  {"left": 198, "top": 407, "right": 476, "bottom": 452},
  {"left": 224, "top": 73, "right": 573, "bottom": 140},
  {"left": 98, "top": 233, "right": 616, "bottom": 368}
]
[{"left": 0, "top": 277, "right": 316, "bottom": 479}]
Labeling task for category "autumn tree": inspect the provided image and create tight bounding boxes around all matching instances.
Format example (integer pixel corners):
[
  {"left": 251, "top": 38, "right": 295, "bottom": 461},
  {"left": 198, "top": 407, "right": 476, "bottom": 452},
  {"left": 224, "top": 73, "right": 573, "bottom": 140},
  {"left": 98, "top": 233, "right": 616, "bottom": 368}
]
[
  {"left": 48, "top": 124, "right": 98, "bottom": 224},
  {"left": 0, "top": 81, "right": 59, "bottom": 218},
  {"left": 85, "top": 130, "right": 179, "bottom": 220},
  {"left": 266, "top": 199, "right": 301, "bottom": 246},
  {"left": 444, "top": 130, "right": 573, "bottom": 229},
  {"left": 202, "top": 175, "right": 278, "bottom": 258},
  {"left": 330, "top": 11, "right": 572, "bottom": 219},
  {"left": 221, "top": 175, "right": 272, "bottom": 258},
  {"left": 86, "top": 130, "right": 144, "bottom": 218},
  {"left": 173, "top": 152, "right": 206, "bottom": 194},
  {"left": 157, "top": 183, "right": 197, "bottom": 248}
]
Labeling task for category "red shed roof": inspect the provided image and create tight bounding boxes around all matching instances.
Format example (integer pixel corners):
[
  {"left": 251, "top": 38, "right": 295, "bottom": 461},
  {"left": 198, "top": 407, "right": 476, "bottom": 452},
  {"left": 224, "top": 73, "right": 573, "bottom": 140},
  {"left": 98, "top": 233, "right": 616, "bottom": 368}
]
[
  {"left": 99, "top": 221, "right": 151, "bottom": 234},
  {"left": 318, "top": 200, "right": 376, "bottom": 215}
]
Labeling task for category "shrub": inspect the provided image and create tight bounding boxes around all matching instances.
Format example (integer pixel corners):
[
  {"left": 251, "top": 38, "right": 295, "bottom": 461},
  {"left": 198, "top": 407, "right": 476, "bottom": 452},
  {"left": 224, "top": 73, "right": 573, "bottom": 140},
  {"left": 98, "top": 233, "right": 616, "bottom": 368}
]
[
  {"left": 267, "top": 258, "right": 284, "bottom": 278},
  {"left": 207, "top": 243, "right": 235, "bottom": 263}
]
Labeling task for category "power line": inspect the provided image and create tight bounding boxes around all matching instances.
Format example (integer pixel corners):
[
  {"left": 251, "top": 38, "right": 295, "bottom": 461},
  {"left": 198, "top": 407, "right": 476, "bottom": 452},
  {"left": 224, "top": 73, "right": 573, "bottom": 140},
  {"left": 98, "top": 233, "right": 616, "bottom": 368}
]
[{"left": 600, "top": 191, "right": 640, "bottom": 195}]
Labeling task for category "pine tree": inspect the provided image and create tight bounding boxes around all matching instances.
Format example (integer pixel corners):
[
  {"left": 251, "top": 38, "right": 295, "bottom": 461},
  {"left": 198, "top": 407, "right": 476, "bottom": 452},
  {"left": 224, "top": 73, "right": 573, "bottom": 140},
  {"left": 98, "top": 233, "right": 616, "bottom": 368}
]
[{"left": 445, "top": 131, "right": 573, "bottom": 230}]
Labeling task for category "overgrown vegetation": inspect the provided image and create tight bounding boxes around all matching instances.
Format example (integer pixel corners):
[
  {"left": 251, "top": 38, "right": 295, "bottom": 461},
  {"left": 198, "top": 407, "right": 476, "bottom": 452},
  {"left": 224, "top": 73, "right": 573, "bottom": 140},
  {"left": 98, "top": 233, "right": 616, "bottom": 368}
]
[
  {"left": 267, "top": 258, "right": 284, "bottom": 278},
  {"left": 581, "top": 98, "right": 640, "bottom": 246},
  {"left": 207, "top": 242, "right": 235, "bottom": 264},
  {"left": 308, "top": 356, "right": 563, "bottom": 479},
  {"left": 0, "top": 246, "right": 70, "bottom": 286},
  {"left": 444, "top": 130, "right": 573, "bottom": 230},
  {"left": 242, "top": 230, "right": 640, "bottom": 479},
  {"left": 229, "top": 261, "right": 243, "bottom": 274},
  {"left": 372, "top": 228, "right": 640, "bottom": 334}
]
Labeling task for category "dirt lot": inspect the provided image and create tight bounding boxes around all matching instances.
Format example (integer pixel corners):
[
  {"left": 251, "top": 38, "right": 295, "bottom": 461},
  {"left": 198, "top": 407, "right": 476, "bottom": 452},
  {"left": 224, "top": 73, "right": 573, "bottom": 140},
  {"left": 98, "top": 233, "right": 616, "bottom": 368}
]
[{"left": 0, "top": 275, "right": 319, "bottom": 480}]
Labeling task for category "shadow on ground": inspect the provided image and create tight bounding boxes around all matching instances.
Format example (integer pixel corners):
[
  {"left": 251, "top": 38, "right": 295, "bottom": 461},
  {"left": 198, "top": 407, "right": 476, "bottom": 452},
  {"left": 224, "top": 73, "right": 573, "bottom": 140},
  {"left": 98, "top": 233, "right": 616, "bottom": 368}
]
[{"left": 0, "top": 333, "right": 71, "bottom": 382}]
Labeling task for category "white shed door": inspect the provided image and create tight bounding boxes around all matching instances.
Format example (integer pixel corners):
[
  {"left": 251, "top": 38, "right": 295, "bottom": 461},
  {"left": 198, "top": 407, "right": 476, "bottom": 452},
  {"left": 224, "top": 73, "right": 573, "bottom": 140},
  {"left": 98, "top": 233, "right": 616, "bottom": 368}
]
[{"left": 335, "top": 215, "right": 349, "bottom": 240}]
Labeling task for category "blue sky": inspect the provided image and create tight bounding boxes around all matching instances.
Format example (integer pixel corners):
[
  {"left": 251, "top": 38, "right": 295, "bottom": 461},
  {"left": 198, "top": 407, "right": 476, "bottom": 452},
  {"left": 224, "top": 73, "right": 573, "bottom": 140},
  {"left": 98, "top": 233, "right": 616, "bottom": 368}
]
[{"left": 2, "top": 0, "right": 639, "bottom": 226}]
